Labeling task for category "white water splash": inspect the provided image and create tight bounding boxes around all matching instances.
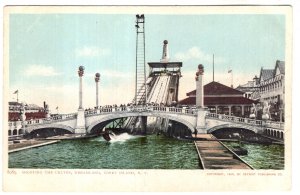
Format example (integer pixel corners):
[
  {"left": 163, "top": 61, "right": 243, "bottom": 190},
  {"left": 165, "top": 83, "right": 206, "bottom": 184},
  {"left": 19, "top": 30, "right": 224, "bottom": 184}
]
[{"left": 109, "top": 133, "right": 143, "bottom": 143}]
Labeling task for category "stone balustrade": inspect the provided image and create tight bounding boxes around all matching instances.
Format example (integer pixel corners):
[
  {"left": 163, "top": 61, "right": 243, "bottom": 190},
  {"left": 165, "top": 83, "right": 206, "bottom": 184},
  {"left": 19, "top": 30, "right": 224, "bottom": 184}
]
[
  {"left": 206, "top": 112, "right": 283, "bottom": 131},
  {"left": 84, "top": 106, "right": 197, "bottom": 117}
]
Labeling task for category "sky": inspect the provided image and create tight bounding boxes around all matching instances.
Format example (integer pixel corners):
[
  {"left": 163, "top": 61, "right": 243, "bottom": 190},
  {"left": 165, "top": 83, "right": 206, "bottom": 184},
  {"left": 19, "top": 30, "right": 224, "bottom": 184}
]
[{"left": 8, "top": 13, "right": 285, "bottom": 113}]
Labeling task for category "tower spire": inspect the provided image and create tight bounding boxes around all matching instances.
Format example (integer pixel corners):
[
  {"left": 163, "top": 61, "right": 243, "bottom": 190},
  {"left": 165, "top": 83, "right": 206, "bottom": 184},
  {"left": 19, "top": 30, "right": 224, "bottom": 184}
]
[{"left": 160, "top": 40, "right": 170, "bottom": 63}]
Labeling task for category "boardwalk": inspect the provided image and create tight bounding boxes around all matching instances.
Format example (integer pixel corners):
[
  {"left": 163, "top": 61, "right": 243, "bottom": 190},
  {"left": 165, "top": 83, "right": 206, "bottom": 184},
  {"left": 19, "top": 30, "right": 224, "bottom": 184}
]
[
  {"left": 194, "top": 134, "right": 253, "bottom": 169},
  {"left": 8, "top": 140, "right": 60, "bottom": 153}
]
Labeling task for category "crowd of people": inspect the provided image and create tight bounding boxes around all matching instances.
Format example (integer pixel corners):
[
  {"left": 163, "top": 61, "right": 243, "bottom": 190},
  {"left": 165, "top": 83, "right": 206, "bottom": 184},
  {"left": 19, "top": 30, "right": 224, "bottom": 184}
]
[{"left": 84, "top": 102, "right": 172, "bottom": 112}]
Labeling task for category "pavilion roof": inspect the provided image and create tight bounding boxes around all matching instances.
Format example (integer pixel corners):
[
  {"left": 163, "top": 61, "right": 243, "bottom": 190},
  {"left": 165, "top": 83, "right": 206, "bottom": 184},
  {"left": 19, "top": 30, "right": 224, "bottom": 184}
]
[
  {"left": 179, "top": 96, "right": 257, "bottom": 106},
  {"left": 186, "top": 81, "right": 244, "bottom": 96}
]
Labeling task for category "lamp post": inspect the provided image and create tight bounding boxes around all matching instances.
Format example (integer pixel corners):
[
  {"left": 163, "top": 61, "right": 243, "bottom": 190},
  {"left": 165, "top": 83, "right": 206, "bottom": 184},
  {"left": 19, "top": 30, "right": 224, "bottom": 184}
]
[
  {"left": 78, "top": 66, "right": 84, "bottom": 109},
  {"left": 75, "top": 65, "right": 86, "bottom": 135},
  {"left": 95, "top": 73, "right": 100, "bottom": 108},
  {"left": 195, "top": 64, "right": 204, "bottom": 108},
  {"left": 195, "top": 64, "right": 207, "bottom": 134}
]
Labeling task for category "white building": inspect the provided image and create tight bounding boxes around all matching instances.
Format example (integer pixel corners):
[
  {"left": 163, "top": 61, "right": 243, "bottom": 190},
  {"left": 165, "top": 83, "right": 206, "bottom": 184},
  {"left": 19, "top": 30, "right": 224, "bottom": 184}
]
[
  {"left": 258, "top": 60, "right": 285, "bottom": 106},
  {"left": 236, "top": 75, "right": 259, "bottom": 100},
  {"left": 236, "top": 60, "right": 285, "bottom": 121}
]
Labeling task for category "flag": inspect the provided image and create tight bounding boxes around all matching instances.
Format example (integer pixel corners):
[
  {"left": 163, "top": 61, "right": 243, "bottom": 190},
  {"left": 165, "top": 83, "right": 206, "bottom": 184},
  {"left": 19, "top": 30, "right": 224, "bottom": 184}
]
[
  {"left": 13, "top": 90, "right": 18, "bottom": 94},
  {"left": 228, "top": 70, "right": 232, "bottom": 73}
]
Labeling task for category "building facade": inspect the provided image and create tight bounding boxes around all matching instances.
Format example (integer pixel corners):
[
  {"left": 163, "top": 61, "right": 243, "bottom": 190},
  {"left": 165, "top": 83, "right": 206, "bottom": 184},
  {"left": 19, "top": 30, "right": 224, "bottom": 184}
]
[
  {"left": 8, "top": 101, "right": 47, "bottom": 121},
  {"left": 258, "top": 60, "right": 285, "bottom": 105},
  {"left": 236, "top": 75, "right": 260, "bottom": 100},
  {"left": 179, "top": 81, "right": 257, "bottom": 117},
  {"left": 236, "top": 60, "right": 285, "bottom": 121},
  {"left": 258, "top": 60, "right": 285, "bottom": 121}
]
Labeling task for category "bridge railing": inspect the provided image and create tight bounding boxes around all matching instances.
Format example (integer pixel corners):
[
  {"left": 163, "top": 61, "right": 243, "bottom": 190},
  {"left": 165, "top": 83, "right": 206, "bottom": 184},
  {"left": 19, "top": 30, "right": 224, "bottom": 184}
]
[
  {"left": 84, "top": 105, "right": 198, "bottom": 117},
  {"left": 13, "top": 106, "right": 284, "bottom": 129},
  {"left": 265, "top": 121, "right": 285, "bottom": 129},
  {"left": 14, "top": 113, "right": 78, "bottom": 127},
  {"left": 206, "top": 112, "right": 284, "bottom": 129},
  {"left": 151, "top": 106, "right": 196, "bottom": 115}
]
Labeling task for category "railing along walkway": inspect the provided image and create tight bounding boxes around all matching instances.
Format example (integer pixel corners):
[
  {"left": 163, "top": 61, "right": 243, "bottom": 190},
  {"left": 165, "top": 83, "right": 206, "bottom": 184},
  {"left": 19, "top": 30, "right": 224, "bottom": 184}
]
[
  {"left": 9, "top": 106, "right": 284, "bottom": 131},
  {"left": 84, "top": 106, "right": 198, "bottom": 117},
  {"left": 206, "top": 113, "right": 284, "bottom": 130},
  {"left": 9, "top": 113, "right": 77, "bottom": 127}
]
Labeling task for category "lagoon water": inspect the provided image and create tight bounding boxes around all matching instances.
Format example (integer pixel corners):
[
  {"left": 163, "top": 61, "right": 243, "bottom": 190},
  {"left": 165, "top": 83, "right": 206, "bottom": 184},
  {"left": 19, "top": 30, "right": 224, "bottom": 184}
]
[
  {"left": 224, "top": 141, "right": 284, "bottom": 169},
  {"left": 9, "top": 134, "right": 199, "bottom": 169},
  {"left": 9, "top": 133, "right": 284, "bottom": 169}
]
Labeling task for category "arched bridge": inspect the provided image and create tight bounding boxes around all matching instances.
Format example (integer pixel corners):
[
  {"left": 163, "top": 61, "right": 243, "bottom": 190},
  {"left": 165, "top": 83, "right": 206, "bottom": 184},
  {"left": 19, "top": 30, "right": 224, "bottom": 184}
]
[{"left": 8, "top": 106, "right": 285, "bottom": 139}]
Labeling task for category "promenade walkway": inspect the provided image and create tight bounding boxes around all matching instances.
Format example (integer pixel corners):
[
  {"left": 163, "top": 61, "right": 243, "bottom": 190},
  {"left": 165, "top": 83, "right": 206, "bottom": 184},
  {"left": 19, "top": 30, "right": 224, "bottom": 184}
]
[{"left": 8, "top": 140, "right": 60, "bottom": 153}]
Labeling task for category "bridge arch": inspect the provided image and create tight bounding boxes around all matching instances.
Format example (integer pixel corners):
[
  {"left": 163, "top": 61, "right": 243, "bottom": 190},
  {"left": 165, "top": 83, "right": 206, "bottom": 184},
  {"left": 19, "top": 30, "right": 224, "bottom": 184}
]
[
  {"left": 27, "top": 124, "right": 75, "bottom": 134},
  {"left": 86, "top": 112, "right": 195, "bottom": 134},
  {"left": 207, "top": 124, "right": 259, "bottom": 134}
]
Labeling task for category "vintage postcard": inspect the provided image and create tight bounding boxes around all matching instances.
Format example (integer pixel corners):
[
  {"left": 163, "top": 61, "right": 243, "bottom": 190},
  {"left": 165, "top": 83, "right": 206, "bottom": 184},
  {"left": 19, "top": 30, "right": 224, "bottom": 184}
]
[{"left": 3, "top": 6, "right": 292, "bottom": 191}]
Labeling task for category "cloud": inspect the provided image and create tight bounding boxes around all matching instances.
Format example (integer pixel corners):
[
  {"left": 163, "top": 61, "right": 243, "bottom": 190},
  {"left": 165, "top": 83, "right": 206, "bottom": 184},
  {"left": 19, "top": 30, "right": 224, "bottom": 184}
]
[
  {"left": 174, "top": 47, "right": 226, "bottom": 64},
  {"left": 24, "top": 65, "right": 61, "bottom": 77},
  {"left": 75, "top": 46, "right": 110, "bottom": 57}
]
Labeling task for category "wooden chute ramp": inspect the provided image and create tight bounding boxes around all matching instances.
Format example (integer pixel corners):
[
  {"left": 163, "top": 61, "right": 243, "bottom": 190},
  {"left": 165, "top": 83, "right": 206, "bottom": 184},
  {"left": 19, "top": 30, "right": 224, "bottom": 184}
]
[{"left": 194, "top": 134, "right": 253, "bottom": 169}]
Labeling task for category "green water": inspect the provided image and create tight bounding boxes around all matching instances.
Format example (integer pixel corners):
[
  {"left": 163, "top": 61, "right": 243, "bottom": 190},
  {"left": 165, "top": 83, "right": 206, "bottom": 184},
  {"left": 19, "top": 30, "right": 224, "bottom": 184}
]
[
  {"left": 223, "top": 142, "right": 284, "bottom": 170},
  {"left": 8, "top": 134, "right": 284, "bottom": 169},
  {"left": 9, "top": 134, "right": 200, "bottom": 169}
]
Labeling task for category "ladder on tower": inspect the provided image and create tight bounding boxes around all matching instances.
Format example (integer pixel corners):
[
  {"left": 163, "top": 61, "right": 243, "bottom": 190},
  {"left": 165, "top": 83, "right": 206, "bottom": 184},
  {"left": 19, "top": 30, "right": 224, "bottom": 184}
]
[
  {"left": 122, "top": 14, "right": 147, "bottom": 130},
  {"left": 134, "top": 14, "right": 147, "bottom": 105}
]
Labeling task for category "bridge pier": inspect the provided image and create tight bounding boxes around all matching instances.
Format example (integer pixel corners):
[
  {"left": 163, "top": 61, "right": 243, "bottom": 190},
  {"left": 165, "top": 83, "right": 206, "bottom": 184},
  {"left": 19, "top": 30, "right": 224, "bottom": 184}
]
[
  {"left": 140, "top": 116, "right": 147, "bottom": 135},
  {"left": 74, "top": 109, "right": 86, "bottom": 134},
  {"left": 74, "top": 66, "right": 87, "bottom": 135},
  {"left": 196, "top": 108, "right": 207, "bottom": 134},
  {"left": 195, "top": 64, "right": 207, "bottom": 134}
]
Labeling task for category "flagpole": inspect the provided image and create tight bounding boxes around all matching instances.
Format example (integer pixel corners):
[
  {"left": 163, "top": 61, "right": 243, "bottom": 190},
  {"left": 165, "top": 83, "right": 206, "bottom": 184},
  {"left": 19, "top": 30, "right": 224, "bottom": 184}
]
[
  {"left": 231, "top": 70, "right": 233, "bottom": 88},
  {"left": 14, "top": 90, "right": 19, "bottom": 103},
  {"left": 213, "top": 54, "right": 214, "bottom": 82},
  {"left": 228, "top": 70, "right": 233, "bottom": 88}
]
